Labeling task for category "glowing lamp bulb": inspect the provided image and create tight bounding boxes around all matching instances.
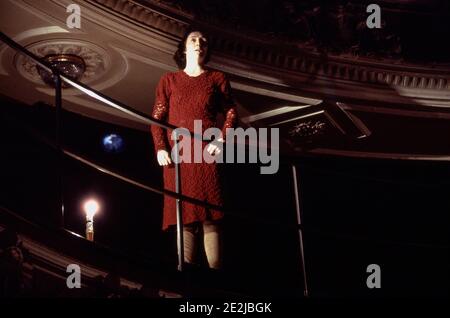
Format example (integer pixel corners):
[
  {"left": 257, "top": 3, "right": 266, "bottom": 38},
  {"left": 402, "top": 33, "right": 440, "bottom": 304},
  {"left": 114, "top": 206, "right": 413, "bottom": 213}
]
[
  {"left": 84, "top": 199, "right": 99, "bottom": 221},
  {"left": 83, "top": 199, "right": 99, "bottom": 242}
]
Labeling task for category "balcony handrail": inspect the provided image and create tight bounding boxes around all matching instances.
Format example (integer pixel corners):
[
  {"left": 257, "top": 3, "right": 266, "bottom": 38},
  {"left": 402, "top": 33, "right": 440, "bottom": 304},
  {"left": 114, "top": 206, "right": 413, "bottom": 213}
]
[
  {"left": 0, "top": 30, "right": 308, "bottom": 291},
  {"left": 0, "top": 32, "right": 180, "bottom": 132},
  {"left": 0, "top": 30, "right": 207, "bottom": 273},
  {"left": 2, "top": 107, "right": 299, "bottom": 229}
]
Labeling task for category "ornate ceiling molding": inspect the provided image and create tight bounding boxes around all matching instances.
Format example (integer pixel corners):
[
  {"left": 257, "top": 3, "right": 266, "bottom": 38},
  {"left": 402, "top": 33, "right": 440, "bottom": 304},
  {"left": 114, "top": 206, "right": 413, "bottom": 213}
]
[
  {"left": 15, "top": 39, "right": 110, "bottom": 86},
  {"left": 90, "top": 0, "right": 189, "bottom": 37},
  {"left": 89, "top": 0, "right": 450, "bottom": 94},
  {"left": 84, "top": 0, "right": 450, "bottom": 112}
]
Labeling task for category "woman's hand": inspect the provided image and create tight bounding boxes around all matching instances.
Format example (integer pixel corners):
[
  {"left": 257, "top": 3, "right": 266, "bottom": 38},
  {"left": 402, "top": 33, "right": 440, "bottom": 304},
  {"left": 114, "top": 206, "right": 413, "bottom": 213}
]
[
  {"left": 157, "top": 149, "right": 172, "bottom": 166},
  {"left": 206, "top": 138, "right": 224, "bottom": 156}
]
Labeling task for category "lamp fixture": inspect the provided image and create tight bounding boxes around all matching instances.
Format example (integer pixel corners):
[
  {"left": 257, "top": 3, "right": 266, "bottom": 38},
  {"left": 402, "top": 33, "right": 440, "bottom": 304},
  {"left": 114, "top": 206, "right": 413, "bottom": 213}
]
[{"left": 36, "top": 54, "right": 86, "bottom": 88}]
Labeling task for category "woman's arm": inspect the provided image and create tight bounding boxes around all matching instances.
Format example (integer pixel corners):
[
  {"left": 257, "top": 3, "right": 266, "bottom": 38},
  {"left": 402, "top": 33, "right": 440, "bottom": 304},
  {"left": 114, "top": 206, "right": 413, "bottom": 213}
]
[
  {"left": 206, "top": 73, "right": 238, "bottom": 156},
  {"left": 218, "top": 72, "right": 238, "bottom": 138},
  {"left": 151, "top": 74, "right": 172, "bottom": 165}
]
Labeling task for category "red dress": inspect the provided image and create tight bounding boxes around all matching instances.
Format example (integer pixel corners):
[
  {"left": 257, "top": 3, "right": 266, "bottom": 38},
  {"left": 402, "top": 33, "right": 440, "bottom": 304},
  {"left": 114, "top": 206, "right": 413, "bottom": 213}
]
[{"left": 151, "top": 69, "right": 238, "bottom": 230}]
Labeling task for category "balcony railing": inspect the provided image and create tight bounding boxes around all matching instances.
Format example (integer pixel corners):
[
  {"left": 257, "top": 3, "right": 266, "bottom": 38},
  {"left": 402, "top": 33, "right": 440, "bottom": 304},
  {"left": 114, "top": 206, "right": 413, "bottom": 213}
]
[{"left": 0, "top": 30, "right": 310, "bottom": 296}]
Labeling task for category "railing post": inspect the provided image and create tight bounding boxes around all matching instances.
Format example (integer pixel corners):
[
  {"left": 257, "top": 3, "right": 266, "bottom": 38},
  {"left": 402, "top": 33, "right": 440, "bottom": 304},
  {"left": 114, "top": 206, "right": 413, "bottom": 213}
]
[
  {"left": 292, "top": 164, "right": 309, "bottom": 297},
  {"left": 55, "top": 74, "right": 65, "bottom": 229},
  {"left": 173, "top": 130, "right": 184, "bottom": 271}
]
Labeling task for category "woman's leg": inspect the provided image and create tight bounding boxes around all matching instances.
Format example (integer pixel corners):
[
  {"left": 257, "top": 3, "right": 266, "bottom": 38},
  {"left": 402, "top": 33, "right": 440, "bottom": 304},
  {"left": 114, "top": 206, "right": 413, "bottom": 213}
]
[
  {"left": 202, "top": 220, "right": 222, "bottom": 269},
  {"left": 183, "top": 223, "right": 198, "bottom": 264}
]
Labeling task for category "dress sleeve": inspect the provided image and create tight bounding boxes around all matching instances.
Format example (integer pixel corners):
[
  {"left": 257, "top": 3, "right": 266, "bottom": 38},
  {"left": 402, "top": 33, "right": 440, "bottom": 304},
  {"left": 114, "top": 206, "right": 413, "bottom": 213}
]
[
  {"left": 151, "top": 74, "right": 170, "bottom": 152},
  {"left": 217, "top": 73, "right": 238, "bottom": 138}
]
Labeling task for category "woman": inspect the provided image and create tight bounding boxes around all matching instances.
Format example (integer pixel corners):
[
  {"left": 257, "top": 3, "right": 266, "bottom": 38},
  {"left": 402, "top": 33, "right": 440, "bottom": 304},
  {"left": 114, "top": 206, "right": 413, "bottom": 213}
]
[{"left": 151, "top": 29, "right": 238, "bottom": 269}]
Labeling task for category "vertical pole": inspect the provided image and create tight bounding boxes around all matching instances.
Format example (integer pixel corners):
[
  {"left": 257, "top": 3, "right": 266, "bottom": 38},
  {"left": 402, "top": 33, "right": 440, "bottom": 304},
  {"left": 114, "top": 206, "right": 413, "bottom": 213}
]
[
  {"left": 292, "top": 164, "right": 309, "bottom": 297},
  {"left": 55, "top": 74, "right": 64, "bottom": 229},
  {"left": 86, "top": 217, "right": 94, "bottom": 241},
  {"left": 173, "top": 131, "right": 184, "bottom": 271}
]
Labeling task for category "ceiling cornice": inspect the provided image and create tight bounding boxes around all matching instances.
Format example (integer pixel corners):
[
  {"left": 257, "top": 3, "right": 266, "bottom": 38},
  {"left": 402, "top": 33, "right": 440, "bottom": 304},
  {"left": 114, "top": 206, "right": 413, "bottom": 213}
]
[{"left": 88, "top": 0, "right": 450, "bottom": 108}]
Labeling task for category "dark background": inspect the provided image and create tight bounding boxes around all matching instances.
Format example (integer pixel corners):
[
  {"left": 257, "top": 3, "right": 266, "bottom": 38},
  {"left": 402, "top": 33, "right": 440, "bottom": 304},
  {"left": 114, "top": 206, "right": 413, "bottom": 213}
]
[{"left": 1, "top": 97, "right": 448, "bottom": 298}]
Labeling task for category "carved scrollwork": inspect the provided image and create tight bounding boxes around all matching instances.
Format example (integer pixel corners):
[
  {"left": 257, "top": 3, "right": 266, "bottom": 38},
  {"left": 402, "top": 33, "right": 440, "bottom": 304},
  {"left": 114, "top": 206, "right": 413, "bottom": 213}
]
[
  {"left": 91, "top": 0, "right": 450, "bottom": 91},
  {"left": 288, "top": 120, "right": 327, "bottom": 137},
  {"left": 15, "top": 40, "right": 109, "bottom": 85}
]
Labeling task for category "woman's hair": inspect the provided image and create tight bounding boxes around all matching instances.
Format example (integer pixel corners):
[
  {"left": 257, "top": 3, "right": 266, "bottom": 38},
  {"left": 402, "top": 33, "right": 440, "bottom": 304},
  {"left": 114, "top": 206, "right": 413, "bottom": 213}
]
[{"left": 173, "top": 28, "right": 211, "bottom": 69}]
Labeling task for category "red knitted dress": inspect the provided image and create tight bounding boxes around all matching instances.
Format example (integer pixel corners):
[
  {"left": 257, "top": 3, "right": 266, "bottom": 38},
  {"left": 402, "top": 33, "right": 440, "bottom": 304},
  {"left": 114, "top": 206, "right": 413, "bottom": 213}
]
[{"left": 151, "top": 69, "right": 238, "bottom": 230}]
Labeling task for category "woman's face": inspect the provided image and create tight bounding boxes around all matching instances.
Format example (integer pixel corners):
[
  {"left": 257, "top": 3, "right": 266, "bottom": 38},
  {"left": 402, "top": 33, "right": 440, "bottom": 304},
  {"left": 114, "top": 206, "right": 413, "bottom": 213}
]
[{"left": 184, "top": 31, "right": 208, "bottom": 63}]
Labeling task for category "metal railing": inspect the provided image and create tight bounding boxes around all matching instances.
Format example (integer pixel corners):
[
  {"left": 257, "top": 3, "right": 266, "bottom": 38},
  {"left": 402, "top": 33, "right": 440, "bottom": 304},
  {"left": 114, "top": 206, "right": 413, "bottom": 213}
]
[
  {"left": 0, "top": 30, "right": 310, "bottom": 295},
  {"left": 3, "top": 30, "right": 447, "bottom": 297}
]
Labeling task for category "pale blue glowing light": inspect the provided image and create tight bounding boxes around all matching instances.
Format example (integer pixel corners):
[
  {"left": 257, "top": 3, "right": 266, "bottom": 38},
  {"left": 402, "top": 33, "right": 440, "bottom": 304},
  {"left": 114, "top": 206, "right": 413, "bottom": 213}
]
[{"left": 102, "top": 133, "right": 124, "bottom": 153}]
